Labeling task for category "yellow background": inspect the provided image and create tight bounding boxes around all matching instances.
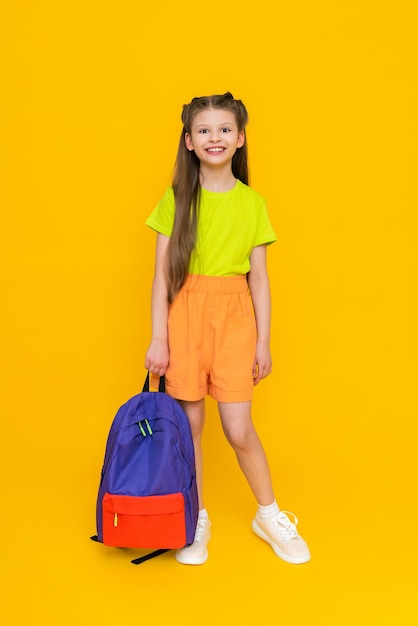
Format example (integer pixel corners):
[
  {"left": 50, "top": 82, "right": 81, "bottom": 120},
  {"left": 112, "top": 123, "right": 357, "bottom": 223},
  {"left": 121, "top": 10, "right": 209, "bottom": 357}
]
[{"left": 1, "top": 1, "right": 417, "bottom": 624}]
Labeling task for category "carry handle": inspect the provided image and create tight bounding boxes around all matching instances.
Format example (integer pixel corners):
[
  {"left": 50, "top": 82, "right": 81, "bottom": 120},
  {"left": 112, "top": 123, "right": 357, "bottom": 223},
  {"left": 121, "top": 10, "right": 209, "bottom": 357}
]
[{"left": 142, "top": 372, "right": 165, "bottom": 393}]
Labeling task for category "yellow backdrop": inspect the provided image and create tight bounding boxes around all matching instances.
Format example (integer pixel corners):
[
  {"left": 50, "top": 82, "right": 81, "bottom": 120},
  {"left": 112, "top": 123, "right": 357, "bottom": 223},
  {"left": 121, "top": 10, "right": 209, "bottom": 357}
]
[{"left": 1, "top": 1, "right": 417, "bottom": 624}]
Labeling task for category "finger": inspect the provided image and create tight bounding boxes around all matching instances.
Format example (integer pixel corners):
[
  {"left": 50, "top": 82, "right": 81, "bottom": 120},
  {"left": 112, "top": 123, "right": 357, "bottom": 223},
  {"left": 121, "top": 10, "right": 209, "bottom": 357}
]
[{"left": 254, "top": 367, "right": 271, "bottom": 384}]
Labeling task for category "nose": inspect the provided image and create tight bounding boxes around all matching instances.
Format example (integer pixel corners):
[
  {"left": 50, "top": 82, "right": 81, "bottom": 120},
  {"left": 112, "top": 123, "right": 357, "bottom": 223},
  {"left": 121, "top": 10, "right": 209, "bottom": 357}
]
[{"left": 209, "top": 130, "right": 221, "bottom": 142}]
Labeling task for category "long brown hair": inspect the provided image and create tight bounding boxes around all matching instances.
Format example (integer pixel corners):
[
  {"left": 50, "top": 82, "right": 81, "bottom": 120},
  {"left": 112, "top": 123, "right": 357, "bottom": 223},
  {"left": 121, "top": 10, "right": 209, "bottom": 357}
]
[{"left": 167, "top": 92, "right": 249, "bottom": 302}]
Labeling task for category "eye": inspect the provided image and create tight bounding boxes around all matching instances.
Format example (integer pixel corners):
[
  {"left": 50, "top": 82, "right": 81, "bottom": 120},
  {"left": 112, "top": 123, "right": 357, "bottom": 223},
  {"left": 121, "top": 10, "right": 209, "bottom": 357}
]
[
  {"left": 198, "top": 129, "right": 209, "bottom": 133},
  {"left": 222, "top": 128, "right": 232, "bottom": 133}
]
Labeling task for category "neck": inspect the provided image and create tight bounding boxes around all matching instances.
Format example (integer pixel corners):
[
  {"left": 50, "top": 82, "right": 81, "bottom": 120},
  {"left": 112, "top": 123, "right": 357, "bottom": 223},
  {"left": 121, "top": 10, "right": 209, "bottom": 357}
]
[{"left": 199, "top": 164, "right": 237, "bottom": 192}]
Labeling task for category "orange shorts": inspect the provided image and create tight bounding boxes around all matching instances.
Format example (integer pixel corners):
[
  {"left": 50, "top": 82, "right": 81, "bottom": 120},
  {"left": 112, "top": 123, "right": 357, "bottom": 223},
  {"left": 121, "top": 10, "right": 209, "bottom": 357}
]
[{"left": 165, "top": 275, "right": 257, "bottom": 402}]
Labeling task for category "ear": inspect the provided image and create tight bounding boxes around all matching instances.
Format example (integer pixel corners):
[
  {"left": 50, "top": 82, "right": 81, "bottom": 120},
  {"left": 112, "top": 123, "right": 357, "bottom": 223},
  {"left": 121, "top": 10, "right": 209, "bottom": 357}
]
[
  {"left": 237, "top": 130, "right": 245, "bottom": 149},
  {"left": 185, "top": 132, "right": 194, "bottom": 151}
]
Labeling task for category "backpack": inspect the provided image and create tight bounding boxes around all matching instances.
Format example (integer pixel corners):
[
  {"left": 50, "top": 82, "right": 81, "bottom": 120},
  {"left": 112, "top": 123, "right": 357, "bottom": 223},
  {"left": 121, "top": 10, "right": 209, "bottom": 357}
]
[{"left": 91, "top": 374, "right": 199, "bottom": 564}]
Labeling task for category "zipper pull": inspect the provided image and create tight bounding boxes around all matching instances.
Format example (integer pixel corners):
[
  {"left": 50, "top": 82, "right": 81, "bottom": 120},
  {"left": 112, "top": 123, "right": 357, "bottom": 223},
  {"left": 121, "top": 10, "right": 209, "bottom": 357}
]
[
  {"left": 138, "top": 421, "right": 146, "bottom": 437},
  {"left": 114, "top": 513, "right": 118, "bottom": 527},
  {"left": 145, "top": 419, "right": 153, "bottom": 435}
]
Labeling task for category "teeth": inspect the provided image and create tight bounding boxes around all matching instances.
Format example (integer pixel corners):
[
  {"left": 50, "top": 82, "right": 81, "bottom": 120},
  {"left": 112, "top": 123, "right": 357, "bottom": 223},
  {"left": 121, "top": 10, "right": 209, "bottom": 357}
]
[{"left": 208, "top": 148, "right": 223, "bottom": 153}]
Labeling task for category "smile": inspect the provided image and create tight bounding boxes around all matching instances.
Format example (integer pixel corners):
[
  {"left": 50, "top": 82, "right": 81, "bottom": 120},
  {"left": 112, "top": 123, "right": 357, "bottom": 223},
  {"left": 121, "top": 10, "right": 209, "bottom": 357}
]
[{"left": 206, "top": 147, "right": 225, "bottom": 153}]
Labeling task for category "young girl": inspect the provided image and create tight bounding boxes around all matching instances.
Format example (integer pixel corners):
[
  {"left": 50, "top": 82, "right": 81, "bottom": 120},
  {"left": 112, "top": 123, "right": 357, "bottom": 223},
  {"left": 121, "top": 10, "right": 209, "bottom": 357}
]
[{"left": 145, "top": 92, "right": 310, "bottom": 565}]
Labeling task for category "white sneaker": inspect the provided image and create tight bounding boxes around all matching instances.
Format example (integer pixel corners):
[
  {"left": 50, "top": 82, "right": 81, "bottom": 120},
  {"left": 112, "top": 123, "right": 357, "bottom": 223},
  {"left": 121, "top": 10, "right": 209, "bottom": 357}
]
[
  {"left": 175, "top": 517, "right": 211, "bottom": 565},
  {"left": 252, "top": 510, "right": 311, "bottom": 564}
]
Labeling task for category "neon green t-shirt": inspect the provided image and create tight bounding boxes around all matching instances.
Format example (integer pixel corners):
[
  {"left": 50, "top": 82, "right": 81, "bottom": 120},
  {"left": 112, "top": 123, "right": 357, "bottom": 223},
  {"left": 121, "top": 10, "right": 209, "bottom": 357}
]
[{"left": 145, "top": 180, "right": 277, "bottom": 276}]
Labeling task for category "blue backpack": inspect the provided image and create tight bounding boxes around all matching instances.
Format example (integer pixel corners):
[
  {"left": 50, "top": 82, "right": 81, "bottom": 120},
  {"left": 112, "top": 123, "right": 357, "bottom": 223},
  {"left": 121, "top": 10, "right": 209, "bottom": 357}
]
[{"left": 91, "top": 375, "right": 198, "bottom": 564}]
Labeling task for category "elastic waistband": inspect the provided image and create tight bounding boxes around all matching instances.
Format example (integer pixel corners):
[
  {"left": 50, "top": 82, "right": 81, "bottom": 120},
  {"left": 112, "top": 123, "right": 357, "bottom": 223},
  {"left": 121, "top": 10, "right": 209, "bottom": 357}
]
[{"left": 181, "top": 274, "right": 248, "bottom": 295}]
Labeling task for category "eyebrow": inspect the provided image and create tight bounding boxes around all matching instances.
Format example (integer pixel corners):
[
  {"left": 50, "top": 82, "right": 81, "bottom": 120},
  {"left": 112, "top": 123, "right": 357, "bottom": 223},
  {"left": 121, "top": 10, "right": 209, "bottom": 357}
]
[{"left": 194, "top": 122, "right": 234, "bottom": 128}]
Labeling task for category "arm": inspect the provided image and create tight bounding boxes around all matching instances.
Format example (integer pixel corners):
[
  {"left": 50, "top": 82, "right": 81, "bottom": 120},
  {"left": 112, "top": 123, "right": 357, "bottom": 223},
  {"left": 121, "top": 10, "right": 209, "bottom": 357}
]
[
  {"left": 247, "top": 244, "right": 273, "bottom": 385},
  {"left": 144, "top": 233, "right": 170, "bottom": 376}
]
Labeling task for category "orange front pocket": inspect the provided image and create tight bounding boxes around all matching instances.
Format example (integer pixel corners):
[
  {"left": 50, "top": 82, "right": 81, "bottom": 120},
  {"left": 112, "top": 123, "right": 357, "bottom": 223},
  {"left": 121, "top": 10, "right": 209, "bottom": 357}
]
[{"left": 102, "top": 492, "right": 186, "bottom": 549}]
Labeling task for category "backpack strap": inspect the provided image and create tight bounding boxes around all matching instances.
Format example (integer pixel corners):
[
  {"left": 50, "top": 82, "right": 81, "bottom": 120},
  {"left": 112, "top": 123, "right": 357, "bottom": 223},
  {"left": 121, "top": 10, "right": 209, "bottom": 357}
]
[
  {"left": 142, "top": 373, "right": 165, "bottom": 393},
  {"left": 131, "top": 549, "right": 170, "bottom": 565}
]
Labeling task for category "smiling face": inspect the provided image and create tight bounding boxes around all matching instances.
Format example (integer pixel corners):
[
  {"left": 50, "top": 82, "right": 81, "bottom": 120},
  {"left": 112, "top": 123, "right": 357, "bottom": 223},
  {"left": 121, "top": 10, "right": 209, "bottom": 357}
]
[{"left": 184, "top": 108, "right": 245, "bottom": 169}]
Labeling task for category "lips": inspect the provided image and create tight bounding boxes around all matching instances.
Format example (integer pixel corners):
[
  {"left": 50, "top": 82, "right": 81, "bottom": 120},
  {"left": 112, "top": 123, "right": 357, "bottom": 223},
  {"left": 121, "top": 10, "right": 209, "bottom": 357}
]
[{"left": 206, "top": 147, "right": 225, "bottom": 153}]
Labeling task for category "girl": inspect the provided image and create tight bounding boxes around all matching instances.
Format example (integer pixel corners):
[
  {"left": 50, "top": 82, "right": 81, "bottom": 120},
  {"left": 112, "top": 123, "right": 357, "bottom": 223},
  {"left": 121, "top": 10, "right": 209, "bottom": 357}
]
[{"left": 145, "top": 92, "right": 310, "bottom": 565}]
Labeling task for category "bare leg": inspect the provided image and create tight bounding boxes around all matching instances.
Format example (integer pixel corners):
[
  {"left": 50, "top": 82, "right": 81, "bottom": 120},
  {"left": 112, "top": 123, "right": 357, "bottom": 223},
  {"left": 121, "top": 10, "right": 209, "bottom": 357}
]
[
  {"left": 178, "top": 398, "right": 206, "bottom": 509},
  {"left": 218, "top": 401, "right": 275, "bottom": 506},
  {"left": 175, "top": 396, "right": 211, "bottom": 564}
]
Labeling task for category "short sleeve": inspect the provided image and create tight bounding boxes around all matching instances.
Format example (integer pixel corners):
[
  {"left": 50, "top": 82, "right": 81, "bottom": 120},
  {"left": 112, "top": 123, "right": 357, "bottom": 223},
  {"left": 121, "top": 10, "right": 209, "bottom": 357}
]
[
  {"left": 145, "top": 187, "right": 175, "bottom": 237},
  {"left": 253, "top": 198, "right": 277, "bottom": 247}
]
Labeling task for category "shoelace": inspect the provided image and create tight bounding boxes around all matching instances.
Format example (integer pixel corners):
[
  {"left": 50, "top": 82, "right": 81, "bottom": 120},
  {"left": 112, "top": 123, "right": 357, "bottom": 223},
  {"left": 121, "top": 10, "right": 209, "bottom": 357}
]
[
  {"left": 194, "top": 517, "right": 209, "bottom": 543},
  {"left": 269, "top": 511, "right": 299, "bottom": 542}
]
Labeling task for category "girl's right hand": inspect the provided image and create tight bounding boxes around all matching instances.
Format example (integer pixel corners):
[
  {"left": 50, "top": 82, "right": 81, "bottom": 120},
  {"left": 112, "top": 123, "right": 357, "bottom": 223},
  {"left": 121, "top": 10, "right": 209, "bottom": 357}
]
[{"left": 145, "top": 338, "right": 170, "bottom": 377}]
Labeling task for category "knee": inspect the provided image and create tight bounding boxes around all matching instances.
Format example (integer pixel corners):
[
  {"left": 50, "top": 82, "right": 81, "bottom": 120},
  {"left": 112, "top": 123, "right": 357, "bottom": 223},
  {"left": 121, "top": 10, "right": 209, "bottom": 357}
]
[{"left": 223, "top": 423, "right": 257, "bottom": 452}]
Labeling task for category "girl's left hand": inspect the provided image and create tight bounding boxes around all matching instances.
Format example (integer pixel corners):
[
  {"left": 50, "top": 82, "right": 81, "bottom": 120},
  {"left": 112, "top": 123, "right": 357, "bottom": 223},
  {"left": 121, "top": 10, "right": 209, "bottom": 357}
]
[{"left": 252, "top": 341, "right": 272, "bottom": 385}]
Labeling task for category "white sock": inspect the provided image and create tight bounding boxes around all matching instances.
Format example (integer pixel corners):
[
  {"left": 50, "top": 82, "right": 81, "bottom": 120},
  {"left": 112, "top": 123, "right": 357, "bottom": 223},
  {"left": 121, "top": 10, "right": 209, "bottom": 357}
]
[
  {"left": 257, "top": 499, "right": 280, "bottom": 519},
  {"left": 198, "top": 508, "right": 209, "bottom": 520}
]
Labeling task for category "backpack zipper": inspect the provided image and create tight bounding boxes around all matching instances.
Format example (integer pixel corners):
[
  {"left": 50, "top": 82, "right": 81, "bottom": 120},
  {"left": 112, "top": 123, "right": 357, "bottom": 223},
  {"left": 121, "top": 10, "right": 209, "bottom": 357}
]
[{"left": 138, "top": 420, "right": 153, "bottom": 436}]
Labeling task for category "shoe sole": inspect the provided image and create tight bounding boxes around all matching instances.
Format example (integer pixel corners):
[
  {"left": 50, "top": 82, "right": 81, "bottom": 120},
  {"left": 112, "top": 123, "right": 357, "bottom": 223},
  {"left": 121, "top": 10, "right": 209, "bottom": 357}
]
[
  {"left": 252, "top": 519, "right": 311, "bottom": 564},
  {"left": 175, "top": 531, "right": 211, "bottom": 565},
  {"left": 175, "top": 549, "right": 208, "bottom": 565}
]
